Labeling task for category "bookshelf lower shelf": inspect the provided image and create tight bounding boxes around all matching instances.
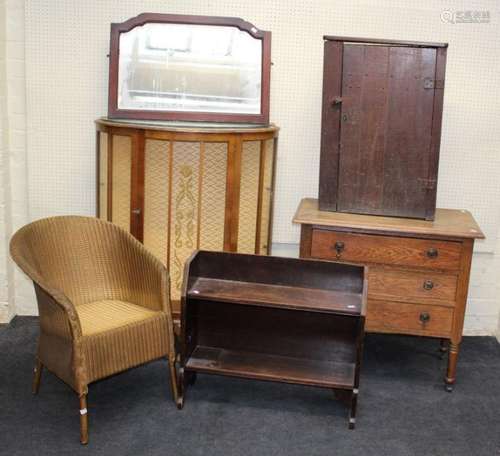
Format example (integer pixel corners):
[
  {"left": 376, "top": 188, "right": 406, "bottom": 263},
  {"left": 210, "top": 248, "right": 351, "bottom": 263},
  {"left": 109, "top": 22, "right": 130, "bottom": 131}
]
[{"left": 186, "top": 345, "right": 356, "bottom": 389}]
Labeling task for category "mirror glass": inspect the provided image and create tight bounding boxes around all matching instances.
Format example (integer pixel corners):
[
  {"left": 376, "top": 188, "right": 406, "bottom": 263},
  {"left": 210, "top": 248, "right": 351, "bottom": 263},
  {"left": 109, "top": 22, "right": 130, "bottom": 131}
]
[{"left": 118, "top": 23, "right": 262, "bottom": 114}]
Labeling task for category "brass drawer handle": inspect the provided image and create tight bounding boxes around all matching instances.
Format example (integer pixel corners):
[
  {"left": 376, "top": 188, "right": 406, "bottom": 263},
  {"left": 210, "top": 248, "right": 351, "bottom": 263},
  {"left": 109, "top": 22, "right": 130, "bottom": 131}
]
[
  {"left": 426, "top": 248, "right": 438, "bottom": 259},
  {"left": 331, "top": 241, "right": 345, "bottom": 258},
  {"left": 423, "top": 280, "right": 434, "bottom": 291},
  {"left": 419, "top": 312, "right": 431, "bottom": 324}
]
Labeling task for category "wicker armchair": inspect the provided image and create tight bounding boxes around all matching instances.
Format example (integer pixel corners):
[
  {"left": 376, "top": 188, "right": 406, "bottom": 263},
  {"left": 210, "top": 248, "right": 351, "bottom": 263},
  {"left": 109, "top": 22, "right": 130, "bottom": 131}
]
[{"left": 10, "top": 216, "right": 179, "bottom": 444}]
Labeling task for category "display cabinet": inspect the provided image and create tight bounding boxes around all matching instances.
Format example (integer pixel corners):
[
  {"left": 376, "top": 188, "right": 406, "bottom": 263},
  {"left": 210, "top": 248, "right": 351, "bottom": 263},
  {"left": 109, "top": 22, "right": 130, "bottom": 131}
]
[{"left": 96, "top": 117, "right": 278, "bottom": 316}]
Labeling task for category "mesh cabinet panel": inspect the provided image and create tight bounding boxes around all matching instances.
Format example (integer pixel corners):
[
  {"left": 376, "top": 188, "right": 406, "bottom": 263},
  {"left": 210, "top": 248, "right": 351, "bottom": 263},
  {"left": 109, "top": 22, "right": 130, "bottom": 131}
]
[
  {"left": 199, "top": 142, "right": 227, "bottom": 252},
  {"left": 111, "top": 135, "right": 132, "bottom": 232},
  {"left": 143, "top": 139, "right": 170, "bottom": 265},
  {"left": 169, "top": 141, "right": 200, "bottom": 301},
  {"left": 237, "top": 141, "right": 261, "bottom": 253}
]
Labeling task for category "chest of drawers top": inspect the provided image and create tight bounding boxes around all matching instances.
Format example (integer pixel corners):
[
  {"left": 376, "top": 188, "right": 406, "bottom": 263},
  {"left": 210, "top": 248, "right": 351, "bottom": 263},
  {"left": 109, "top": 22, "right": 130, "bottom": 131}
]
[{"left": 293, "top": 198, "right": 484, "bottom": 242}]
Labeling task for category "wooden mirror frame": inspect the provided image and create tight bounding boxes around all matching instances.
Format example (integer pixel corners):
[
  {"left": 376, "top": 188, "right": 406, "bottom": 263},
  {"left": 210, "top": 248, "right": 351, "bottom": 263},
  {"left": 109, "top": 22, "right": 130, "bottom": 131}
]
[{"left": 108, "top": 13, "right": 271, "bottom": 124}]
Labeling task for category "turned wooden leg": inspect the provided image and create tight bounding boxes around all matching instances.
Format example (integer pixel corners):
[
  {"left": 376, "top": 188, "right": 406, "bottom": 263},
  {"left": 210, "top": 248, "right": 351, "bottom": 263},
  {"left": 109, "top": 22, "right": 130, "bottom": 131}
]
[
  {"left": 439, "top": 338, "right": 449, "bottom": 359},
  {"left": 168, "top": 358, "right": 182, "bottom": 409},
  {"left": 348, "top": 388, "right": 359, "bottom": 430},
  {"left": 79, "top": 394, "right": 89, "bottom": 445},
  {"left": 445, "top": 342, "right": 459, "bottom": 392},
  {"left": 32, "top": 359, "right": 43, "bottom": 394}
]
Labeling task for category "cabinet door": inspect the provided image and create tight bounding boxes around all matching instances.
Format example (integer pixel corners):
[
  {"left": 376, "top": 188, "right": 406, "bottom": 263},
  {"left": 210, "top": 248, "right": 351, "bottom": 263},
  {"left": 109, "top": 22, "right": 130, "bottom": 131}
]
[
  {"left": 320, "top": 40, "right": 446, "bottom": 220},
  {"left": 338, "top": 44, "right": 436, "bottom": 218}
]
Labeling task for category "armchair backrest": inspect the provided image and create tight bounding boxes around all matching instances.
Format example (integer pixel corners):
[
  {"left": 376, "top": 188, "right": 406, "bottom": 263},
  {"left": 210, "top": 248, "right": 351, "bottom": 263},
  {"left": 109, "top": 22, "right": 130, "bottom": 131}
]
[{"left": 10, "top": 216, "right": 158, "bottom": 307}]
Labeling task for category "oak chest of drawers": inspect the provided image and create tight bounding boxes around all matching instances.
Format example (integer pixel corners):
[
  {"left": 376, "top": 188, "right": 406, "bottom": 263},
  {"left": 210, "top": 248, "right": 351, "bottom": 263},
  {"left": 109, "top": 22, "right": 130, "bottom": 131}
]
[{"left": 294, "top": 198, "right": 484, "bottom": 391}]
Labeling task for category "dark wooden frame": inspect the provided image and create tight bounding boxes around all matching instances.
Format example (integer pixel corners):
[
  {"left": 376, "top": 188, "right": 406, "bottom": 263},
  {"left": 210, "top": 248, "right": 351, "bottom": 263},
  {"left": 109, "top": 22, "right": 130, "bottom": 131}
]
[
  {"left": 178, "top": 250, "right": 368, "bottom": 428},
  {"left": 318, "top": 36, "right": 448, "bottom": 220},
  {"left": 108, "top": 13, "right": 271, "bottom": 124}
]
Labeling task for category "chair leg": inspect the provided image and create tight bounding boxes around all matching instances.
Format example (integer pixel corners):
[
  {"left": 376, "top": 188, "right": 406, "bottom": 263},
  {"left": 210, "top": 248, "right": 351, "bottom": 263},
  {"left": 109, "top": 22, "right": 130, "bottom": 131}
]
[
  {"left": 168, "top": 358, "right": 182, "bottom": 409},
  {"left": 32, "top": 358, "right": 43, "bottom": 394},
  {"left": 79, "top": 394, "right": 89, "bottom": 445}
]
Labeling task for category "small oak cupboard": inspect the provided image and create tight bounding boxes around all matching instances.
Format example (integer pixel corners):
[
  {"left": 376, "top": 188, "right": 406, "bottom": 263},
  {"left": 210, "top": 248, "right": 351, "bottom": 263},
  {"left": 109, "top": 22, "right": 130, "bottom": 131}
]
[{"left": 319, "top": 36, "right": 448, "bottom": 220}]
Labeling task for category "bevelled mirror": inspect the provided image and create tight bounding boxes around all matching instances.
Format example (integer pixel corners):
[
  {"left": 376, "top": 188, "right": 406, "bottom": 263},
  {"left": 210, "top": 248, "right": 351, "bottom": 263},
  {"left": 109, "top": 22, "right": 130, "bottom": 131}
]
[{"left": 108, "top": 13, "right": 271, "bottom": 124}]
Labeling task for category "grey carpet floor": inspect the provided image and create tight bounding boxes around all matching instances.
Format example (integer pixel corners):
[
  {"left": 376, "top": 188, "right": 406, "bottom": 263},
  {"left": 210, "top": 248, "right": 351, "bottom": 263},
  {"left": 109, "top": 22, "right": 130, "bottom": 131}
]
[{"left": 1, "top": 317, "right": 499, "bottom": 456}]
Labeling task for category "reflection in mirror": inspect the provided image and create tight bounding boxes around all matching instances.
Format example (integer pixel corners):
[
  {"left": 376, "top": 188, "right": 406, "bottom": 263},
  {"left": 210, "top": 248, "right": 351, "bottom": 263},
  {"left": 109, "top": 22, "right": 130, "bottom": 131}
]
[{"left": 118, "top": 23, "right": 262, "bottom": 114}]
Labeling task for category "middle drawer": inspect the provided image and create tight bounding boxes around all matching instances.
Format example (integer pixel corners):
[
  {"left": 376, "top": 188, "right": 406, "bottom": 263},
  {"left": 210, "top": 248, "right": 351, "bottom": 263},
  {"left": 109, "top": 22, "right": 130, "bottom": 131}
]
[{"left": 368, "top": 267, "right": 457, "bottom": 307}]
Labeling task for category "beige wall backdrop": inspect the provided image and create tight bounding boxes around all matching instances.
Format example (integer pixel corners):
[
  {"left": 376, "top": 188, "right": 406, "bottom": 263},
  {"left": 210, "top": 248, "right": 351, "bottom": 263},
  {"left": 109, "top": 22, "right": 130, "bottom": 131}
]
[
  {"left": 25, "top": 0, "right": 500, "bottom": 249},
  {"left": 2, "top": 0, "right": 499, "bottom": 334}
]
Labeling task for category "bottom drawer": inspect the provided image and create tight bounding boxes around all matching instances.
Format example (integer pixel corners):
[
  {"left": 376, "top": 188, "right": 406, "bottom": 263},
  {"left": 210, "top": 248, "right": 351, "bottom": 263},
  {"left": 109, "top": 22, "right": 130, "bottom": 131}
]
[{"left": 366, "top": 300, "right": 453, "bottom": 337}]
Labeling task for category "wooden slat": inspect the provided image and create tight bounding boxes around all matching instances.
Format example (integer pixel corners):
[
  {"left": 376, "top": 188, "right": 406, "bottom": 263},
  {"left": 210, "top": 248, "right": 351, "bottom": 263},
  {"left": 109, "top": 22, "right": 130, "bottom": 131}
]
[
  {"left": 130, "top": 130, "right": 145, "bottom": 241},
  {"left": 223, "top": 139, "right": 242, "bottom": 251},
  {"left": 188, "top": 277, "right": 363, "bottom": 315},
  {"left": 254, "top": 140, "right": 266, "bottom": 254},
  {"left": 425, "top": 47, "right": 447, "bottom": 220},
  {"left": 323, "top": 36, "right": 448, "bottom": 48},
  {"left": 107, "top": 133, "right": 113, "bottom": 221},
  {"left": 318, "top": 40, "right": 343, "bottom": 211},
  {"left": 186, "top": 346, "right": 356, "bottom": 389}
]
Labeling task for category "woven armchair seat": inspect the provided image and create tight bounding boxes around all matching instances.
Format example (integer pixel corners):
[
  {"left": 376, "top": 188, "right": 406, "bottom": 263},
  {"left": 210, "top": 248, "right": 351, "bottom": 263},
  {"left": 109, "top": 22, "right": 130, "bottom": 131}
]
[{"left": 77, "top": 300, "right": 159, "bottom": 336}]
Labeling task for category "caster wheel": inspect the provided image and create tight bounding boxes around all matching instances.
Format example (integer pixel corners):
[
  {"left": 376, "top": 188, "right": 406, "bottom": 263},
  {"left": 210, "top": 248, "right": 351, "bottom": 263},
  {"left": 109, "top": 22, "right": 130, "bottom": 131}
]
[
  {"left": 445, "top": 384, "right": 453, "bottom": 393},
  {"left": 176, "top": 396, "right": 184, "bottom": 409}
]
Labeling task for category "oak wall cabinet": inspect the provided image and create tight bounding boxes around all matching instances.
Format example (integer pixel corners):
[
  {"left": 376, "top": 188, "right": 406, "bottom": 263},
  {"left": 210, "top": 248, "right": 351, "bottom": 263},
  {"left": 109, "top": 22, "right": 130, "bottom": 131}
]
[
  {"left": 96, "top": 118, "right": 279, "bottom": 317},
  {"left": 319, "top": 37, "right": 448, "bottom": 220}
]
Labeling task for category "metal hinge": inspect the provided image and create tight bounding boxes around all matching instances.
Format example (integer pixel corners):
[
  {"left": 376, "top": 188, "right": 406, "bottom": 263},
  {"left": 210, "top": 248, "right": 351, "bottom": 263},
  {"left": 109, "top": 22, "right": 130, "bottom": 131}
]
[
  {"left": 418, "top": 178, "right": 437, "bottom": 190},
  {"left": 424, "top": 78, "right": 445, "bottom": 89}
]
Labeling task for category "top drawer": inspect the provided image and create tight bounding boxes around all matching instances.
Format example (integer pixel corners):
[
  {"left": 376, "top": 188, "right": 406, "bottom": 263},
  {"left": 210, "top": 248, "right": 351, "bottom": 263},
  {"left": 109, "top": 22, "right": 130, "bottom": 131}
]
[{"left": 310, "top": 229, "right": 462, "bottom": 271}]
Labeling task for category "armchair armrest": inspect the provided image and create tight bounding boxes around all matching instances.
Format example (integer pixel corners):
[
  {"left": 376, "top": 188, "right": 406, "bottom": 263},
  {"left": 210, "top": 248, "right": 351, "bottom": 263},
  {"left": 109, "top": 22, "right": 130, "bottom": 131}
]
[{"left": 33, "top": 282, "right": 83, "bottom": 341}]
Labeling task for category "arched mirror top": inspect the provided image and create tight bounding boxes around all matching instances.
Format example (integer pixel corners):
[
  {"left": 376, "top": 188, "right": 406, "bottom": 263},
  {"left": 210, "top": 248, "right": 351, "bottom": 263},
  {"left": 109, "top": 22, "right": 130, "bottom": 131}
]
[{"left": 108, "top": 13, "right": 271, "bottom": 125}]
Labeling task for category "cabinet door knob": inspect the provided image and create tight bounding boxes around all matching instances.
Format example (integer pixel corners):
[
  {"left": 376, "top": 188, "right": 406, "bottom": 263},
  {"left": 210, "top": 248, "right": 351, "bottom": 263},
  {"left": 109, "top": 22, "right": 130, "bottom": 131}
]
[
  {"left": 131, "top": 208, "right": 141, "bottom": 215},
  {"left": 419, "top": 312, "right": 431, "bottom": 323},
  {"left": 423, "top": 280, "right": 434, "bottom": 290},
  {"left": 426, "top": 248, "right": 438, "bottom": 259}
]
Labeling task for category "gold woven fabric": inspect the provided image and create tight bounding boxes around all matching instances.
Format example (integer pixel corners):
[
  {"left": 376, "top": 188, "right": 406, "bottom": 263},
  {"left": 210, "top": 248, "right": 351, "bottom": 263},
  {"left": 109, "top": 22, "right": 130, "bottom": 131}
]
[
  {"left": 9, "top": 216, "right": 176, "bottom": 395},
  {"left": 238, "top": 141, "right": 261, "bottom": 253},
  {"left": 77, "top": 300, "right": 158, "bottom": 336},
  {"left": 82, "top": 311, "right": 169, "bottom": 383}
]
